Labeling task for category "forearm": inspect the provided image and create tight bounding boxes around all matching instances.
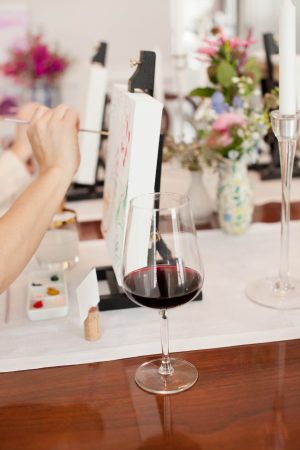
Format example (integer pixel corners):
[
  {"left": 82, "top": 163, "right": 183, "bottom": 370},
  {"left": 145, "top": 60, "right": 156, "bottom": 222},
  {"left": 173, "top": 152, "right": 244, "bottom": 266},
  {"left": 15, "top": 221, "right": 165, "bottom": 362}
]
[
  {"left": 0, "top": 168, "right": 71, "bottom": 292},
  {"left": 0, "top": 151, "right": 32, "bottom": 206}
]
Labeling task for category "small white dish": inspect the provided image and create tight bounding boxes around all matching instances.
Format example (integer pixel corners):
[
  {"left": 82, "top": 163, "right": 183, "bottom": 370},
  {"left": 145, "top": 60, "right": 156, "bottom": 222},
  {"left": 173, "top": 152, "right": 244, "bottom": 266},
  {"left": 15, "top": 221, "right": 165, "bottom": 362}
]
[{"left": 27, "top": 270, "right": 69, "bottom": 321}]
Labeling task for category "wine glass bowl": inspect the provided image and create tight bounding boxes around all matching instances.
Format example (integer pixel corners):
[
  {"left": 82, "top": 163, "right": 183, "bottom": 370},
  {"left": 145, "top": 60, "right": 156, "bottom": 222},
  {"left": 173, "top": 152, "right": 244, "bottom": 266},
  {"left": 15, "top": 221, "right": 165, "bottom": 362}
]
[
  {"left": 123, "top": 265, "right": 202, "bottom": 309},
  {"left": 122, "top": 192, "right": 204, "bottom": 394}
]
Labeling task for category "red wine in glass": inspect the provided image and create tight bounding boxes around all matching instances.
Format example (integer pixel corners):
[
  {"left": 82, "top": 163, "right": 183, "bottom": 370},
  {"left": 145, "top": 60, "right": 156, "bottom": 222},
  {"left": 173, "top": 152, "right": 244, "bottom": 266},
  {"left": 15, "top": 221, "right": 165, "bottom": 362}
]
[{"left": 123, "top": 265, "right": 202, "bottom": 309}]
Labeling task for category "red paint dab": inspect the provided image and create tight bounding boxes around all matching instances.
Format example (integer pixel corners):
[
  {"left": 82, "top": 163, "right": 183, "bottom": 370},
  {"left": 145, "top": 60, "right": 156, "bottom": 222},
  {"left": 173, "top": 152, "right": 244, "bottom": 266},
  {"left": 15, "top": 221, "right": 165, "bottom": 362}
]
[{"left": 33, "top": 300, "right": 44, "bottom": 309}]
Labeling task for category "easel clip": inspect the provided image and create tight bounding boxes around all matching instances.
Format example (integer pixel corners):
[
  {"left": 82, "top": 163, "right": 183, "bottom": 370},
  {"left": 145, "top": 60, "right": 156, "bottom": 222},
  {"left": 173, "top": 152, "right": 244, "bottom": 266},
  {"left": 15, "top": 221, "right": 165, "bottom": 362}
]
[{"left": 128, "top": 50, "right": 156, "bottom": 96}]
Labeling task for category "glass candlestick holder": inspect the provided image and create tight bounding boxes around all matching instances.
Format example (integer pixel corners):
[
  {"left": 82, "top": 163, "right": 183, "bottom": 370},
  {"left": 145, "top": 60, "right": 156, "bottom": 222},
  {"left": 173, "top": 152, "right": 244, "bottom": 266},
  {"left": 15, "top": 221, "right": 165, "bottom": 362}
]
[{"left": 246, "top": 110, "right": 300, "bottom": 309}]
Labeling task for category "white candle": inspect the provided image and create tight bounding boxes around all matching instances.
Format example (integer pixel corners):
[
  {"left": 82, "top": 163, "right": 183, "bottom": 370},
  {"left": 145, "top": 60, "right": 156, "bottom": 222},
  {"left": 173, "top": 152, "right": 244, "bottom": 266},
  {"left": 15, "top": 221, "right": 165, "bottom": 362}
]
[
  {"left": 279, "top": 0, "right": 296, "bottom": 115},
  {"left": 170, "top": 0, "right": 185, "bottom": 55}
]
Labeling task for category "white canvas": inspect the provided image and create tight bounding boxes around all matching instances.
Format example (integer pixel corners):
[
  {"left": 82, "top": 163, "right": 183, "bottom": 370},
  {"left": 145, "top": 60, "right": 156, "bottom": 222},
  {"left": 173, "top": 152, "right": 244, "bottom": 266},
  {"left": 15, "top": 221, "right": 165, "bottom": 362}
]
[
  {"left": 74, "top": 62, "right": 107, "bottom": 185},
  {"left": 102, "top": 84, "right": 163, "bottom": 285}
]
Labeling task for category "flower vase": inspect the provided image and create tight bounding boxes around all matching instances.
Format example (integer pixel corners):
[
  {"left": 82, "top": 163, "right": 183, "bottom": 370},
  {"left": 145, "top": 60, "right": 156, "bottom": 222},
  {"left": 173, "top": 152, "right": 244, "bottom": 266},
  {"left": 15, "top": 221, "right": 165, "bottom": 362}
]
[
  {"left": 217, "top": 159, "right": 253, "bottom": 235},
  {"left": 187, "top": 169, "right": 213, "bottom": 225},
  {"left": 30, "top": 80, "right": 61, "bottom": 107}
]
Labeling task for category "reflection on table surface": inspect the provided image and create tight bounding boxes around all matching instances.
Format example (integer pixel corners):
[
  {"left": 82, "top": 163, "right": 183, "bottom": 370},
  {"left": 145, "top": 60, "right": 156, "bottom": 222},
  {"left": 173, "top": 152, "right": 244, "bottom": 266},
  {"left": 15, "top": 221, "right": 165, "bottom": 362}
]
[{"left": 0, "top": 340, "right": 299, "bottom": 450}]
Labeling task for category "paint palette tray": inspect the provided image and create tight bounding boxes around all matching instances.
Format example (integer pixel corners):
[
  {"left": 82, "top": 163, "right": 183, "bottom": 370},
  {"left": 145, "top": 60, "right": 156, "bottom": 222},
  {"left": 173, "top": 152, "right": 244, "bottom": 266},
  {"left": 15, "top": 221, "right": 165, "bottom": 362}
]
[{"left": 27, "top": 271, "right": 68, "bottom": 321}]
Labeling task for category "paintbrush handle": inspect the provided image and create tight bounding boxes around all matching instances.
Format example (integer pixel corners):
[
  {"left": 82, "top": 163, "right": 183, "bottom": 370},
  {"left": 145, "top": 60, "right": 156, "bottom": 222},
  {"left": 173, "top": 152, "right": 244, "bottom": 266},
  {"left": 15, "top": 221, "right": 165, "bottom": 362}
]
[
  {"left": 0, "top": 117, "right": 108, "bottom": 136},
  {"left": 79, "top": 128, "right": 109, "bottom": 136}
]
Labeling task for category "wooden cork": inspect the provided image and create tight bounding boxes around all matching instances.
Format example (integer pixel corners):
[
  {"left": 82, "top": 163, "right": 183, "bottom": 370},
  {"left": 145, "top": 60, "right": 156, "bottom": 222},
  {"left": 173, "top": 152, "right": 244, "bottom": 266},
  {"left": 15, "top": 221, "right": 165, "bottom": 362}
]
[{"left": 83, "top": 306, "right": 101, "bottom": 341}]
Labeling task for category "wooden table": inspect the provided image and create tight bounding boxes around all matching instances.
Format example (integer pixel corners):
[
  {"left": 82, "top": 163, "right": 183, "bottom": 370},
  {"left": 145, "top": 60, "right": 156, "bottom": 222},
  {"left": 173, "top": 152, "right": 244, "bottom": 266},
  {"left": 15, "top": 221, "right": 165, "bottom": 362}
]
[
  {"left": 0, "top": 340, "right": 299, "bottom": 450},
  {"left": 1, "top": 202, "right": 300, "bottom": 450}
]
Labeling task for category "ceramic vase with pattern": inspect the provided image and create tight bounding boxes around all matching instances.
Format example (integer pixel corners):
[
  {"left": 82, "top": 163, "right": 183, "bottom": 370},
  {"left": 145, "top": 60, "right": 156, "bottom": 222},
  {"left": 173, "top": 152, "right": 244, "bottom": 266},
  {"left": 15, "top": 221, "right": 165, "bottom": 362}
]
[{"left": 217, "top": 158, "right": 253, "bottom": 235}]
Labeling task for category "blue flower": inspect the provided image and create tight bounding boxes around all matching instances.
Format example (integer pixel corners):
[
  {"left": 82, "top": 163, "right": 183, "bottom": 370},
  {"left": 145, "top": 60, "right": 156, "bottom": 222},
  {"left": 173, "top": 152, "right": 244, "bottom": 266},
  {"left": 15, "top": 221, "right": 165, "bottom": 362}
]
[
  {"left": 232, "top": 96, "right": 244, "bottom": 109},
  {"left": 211, "top": 92, "right": 228, "bottom": 114}
]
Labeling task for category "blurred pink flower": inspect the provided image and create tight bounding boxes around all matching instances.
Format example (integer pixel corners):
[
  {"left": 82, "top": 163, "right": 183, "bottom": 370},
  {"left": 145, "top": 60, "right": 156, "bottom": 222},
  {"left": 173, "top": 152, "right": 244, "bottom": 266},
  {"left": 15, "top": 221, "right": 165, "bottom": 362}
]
[
  {"left": 206, "top": 130, "right": 233, "bottom": 149},
  {"left": 1, "top": 33, "right": 69, "bottom": 84},
  {"left": 217, "top": 28, "right": 255, "bottom": 49},
  {"left": 213, "top": 112, "right": 245, "bottom": 132},
  {"left": 229, "top": 37, "right": 241, "bottom": 49},
  {"left": 229, "top": 35, "right": 256, "bottom": 49},
  {"left": 197, "top": 47, "right": 218, "bottom": 57},
  {"left": 240, "top": 30, "right": 256, "bottom": 48},
  {"left": 218, "top": 28, "right": 226, "bottom": 44},
  {"left": 197, "top": 29, "right": 256, "bottom": 63},
  {"left": 218, "top": 131, "right": 233, "bottom": 147},
  {"left": 203, "top": 37, "right": 219, "bottom": 47}
]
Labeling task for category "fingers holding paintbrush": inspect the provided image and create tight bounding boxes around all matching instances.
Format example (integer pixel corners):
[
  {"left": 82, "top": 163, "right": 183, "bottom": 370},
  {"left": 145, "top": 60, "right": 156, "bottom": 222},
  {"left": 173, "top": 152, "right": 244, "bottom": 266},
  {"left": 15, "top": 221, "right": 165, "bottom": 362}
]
[{"left": 1, "top": 106, "right": 109, "bottom": 136}]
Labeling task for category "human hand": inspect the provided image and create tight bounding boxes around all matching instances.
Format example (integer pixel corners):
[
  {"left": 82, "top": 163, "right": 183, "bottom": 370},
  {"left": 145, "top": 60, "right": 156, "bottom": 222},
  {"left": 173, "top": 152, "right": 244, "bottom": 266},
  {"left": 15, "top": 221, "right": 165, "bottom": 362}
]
[
  {"left": 27, "top": 104, "right": 80, "bottom": 181},
  {"left": 10, "top": 102, "right": 40, "bottom": 165}
]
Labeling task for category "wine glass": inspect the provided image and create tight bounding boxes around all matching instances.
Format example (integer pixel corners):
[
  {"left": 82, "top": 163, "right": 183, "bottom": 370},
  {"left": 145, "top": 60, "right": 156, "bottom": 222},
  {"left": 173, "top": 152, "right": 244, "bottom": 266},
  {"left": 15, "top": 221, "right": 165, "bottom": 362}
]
[
  {"left": 36, "top": 209, "right": 79, "bottom": 270},
  {"left": 122, "top": 192, "right": 204, "bottom": 394}
]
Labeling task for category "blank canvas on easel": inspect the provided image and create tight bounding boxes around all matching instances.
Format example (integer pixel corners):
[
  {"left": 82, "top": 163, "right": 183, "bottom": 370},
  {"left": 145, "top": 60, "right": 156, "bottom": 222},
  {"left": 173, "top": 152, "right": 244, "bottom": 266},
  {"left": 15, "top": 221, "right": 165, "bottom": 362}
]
[{"left": 74, "top": 62, "right": 107, "bottom": 185}]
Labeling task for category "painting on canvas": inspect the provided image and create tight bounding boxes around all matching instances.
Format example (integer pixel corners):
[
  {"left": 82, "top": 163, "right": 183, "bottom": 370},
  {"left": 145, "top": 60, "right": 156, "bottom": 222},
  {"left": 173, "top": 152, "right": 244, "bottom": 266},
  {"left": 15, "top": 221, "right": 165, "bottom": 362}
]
[{"left": 102, "top": 85, "right": 163, "bottom": 284}]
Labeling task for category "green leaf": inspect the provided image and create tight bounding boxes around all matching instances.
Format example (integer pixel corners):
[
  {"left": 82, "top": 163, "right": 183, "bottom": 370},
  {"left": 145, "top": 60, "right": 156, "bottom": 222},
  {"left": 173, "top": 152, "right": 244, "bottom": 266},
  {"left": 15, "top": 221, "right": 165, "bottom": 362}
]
[
  {"left": 243, "top": 57, "right": 261, "bottom": 83},
  {"left": 207, "top": 64, "right": 218, "bottom": 84},
  {"left": 223, "top": 40, "right": 231, "bottom": 60},
  {"left": 216, "top": 60, "right": 237, "bottom": 88},
  {"left": 190, "top": 87, "right": 215, "bottom": 98}
]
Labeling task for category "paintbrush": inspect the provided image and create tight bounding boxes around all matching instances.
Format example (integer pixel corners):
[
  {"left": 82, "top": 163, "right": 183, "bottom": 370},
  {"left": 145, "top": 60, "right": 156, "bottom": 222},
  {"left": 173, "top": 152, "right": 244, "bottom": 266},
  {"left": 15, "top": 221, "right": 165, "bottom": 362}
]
[{"left": 0, "top": 117, "right": 109, "bottom": 136}]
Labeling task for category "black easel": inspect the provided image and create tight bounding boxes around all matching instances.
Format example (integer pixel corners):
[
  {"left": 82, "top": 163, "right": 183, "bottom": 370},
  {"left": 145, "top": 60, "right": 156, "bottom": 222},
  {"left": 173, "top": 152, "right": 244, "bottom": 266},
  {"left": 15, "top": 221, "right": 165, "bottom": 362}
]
[
  {"left": 261, "top": 33, "right": 278, "bottom": 96},
  {"left": 92, "top": 42, "right": 107, "bottom": 65},
  {"left": 96, "top": 51, "right": 202, "bottom": 310},
  {"left": 128, "top": 50, "right": 156, "bottom": 96},
  {"left": 66, "top": 42, "right": 109, "bottom": 201}
]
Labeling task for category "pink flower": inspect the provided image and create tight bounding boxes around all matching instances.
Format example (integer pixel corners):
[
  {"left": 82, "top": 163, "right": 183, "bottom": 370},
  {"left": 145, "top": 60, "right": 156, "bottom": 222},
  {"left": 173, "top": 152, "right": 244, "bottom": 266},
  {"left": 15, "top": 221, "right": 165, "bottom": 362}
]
[
  {"left": 31, "top": 44, "right": 50, "bottom": 62},
  {"left": 218, "top": 131, "right": 233, "bottom": 147},
  {"left": 213, "top": 112, "right": 245, "bottom": 132},
  {"left": 240, "top": 37, "right": 256, "bottom": 48},
  {"left": 197, "top": 47, "right": 218, "bottom": 57},
  {"left": 229, "top": 37, "right": 241, "bottom": 49},
  {"left": 34, "top": 61, "right": 47, "bottom": 77},
  {"left": 203, "top": 37, "right": 219, "bottom": 47},
  {"left": 228, "top": 31, "right": 255, "bottom": 49},
  {"left": 218, "top": 29, "right": 226, "bottom": 44},
  {"left": 240, "top": 30, "right": 256, "bottom": 48},
  {"left": 0, "top": 33, "right": 69, "bottom": 83},
  {"left": 206, "top": 130, "right": 233, "bottom": 149}
]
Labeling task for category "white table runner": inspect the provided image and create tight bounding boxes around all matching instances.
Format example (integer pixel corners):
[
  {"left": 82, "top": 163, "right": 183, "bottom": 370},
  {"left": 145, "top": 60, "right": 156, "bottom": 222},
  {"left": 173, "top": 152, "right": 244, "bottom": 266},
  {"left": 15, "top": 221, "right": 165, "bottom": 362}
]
[{"left": 1, "top": 222, "right": 300, "bottom": 372}]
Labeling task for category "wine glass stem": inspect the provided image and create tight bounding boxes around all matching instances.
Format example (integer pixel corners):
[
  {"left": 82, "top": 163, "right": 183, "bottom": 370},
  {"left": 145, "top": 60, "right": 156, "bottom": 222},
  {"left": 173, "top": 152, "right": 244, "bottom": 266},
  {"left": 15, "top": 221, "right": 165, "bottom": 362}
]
[
  {"left": 159, "top": 309, "right": 174, "bottom": 376},
  {"left": 278, "top": 138, "right": 296, "bottom": 289}
]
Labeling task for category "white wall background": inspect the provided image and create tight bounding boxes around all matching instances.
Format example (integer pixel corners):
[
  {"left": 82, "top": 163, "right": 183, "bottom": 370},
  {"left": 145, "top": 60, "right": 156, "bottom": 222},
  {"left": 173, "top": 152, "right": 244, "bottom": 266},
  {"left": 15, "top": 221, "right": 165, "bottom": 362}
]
[
  {"left": 2, "top": 0, "right": 300, "bottom": 106},
  {"left": 239, "top": 0, "right": 300, "bottom": 53},
  {"left": 239, "top": 0, "right": 280, "bottom": 45},
  {"left": 0, "top": 0, "right": 172, "bottom": 106}
]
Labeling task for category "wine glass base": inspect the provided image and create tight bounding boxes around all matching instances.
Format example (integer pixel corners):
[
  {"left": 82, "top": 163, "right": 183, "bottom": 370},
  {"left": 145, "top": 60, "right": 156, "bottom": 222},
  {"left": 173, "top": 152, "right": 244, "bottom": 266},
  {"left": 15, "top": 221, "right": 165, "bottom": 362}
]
[
  {"left": 135, "top": 358, "right": 198, "bottom": 395},
  {"left": 246, "top": 277, "right": 300, "bottom": 310}
]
